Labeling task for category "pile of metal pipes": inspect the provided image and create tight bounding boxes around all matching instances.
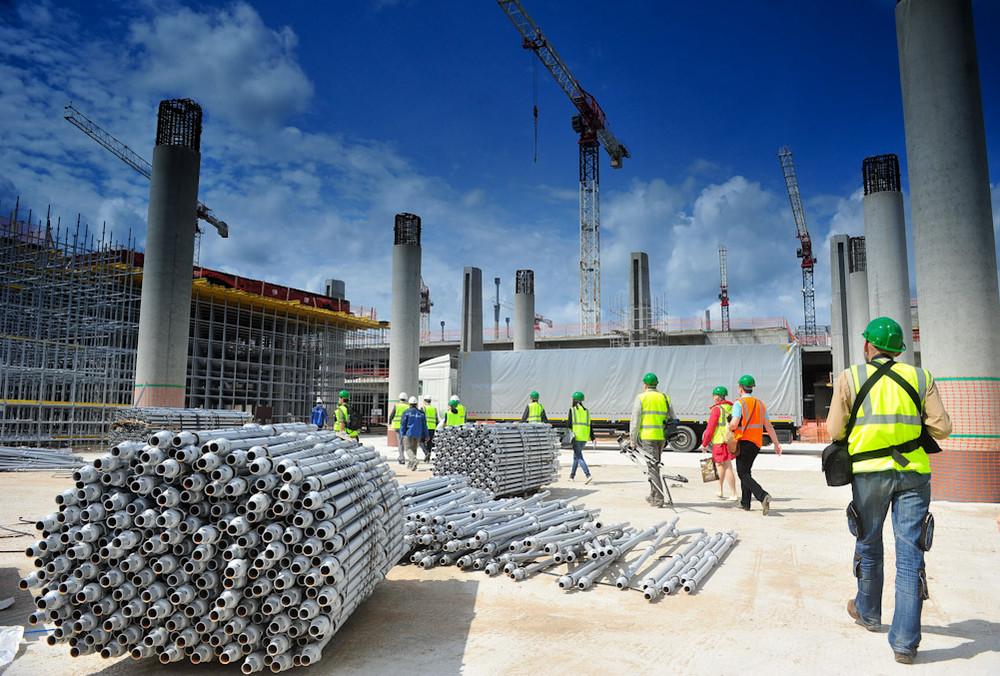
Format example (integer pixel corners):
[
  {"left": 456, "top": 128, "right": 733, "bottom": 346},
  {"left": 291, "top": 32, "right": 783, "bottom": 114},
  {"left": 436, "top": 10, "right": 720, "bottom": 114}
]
[
  {"left": 431, "top": 423, "right": 559, "bottom": 496},
  {"left": 109, "top": 408, "right": 253, "bottom": 445},
  {"left": 401, "top": 477, "right": 736, "bottom": 597},
  {"left": 0, "top": 446, "right": 85, "bottom": 472},
  {"left": 20, "top": 422, "right": 403, "bottom": 673}
]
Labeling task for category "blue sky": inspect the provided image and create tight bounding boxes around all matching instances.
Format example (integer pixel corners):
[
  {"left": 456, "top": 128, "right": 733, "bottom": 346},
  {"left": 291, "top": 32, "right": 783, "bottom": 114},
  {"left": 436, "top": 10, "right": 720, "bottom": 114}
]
[{"left": 1, "top": 0, "right": 998, "bottom": 335}]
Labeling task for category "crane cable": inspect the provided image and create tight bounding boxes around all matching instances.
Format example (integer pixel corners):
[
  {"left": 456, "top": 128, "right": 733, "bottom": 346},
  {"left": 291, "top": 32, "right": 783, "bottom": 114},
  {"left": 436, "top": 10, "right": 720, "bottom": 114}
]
[{"left": 533, "top": 57, "right": 539, "bottom": 163}]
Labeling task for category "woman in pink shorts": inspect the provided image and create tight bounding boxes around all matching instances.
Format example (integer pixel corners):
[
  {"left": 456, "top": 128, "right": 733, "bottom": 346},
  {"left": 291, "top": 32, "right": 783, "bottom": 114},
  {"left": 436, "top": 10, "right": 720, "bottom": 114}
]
[{"left": 701, "top": 385, "right": 738, "bottom": 501}]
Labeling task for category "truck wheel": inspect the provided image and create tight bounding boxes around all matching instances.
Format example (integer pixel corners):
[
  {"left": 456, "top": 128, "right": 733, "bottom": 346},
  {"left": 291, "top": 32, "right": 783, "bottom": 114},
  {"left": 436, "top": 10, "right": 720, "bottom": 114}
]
[{"left": 668, "top": 425, "right": 698, "bottom": 453}]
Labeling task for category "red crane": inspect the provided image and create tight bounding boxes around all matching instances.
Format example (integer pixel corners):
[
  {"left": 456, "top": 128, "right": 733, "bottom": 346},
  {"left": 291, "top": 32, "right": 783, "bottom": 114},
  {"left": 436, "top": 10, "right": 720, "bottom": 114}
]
[
  {"left": 719, "top": 246, "right": 730, "bottom": 332},
  {"left": 497, "top": 1, "right": 630, "bottom": 335}
]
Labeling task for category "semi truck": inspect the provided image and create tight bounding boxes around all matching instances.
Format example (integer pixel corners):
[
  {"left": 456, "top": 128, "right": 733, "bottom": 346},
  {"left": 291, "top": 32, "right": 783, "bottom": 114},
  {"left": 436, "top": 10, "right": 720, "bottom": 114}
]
[{"left": 456, "top": 343, "right": 803, "bottom": 452}]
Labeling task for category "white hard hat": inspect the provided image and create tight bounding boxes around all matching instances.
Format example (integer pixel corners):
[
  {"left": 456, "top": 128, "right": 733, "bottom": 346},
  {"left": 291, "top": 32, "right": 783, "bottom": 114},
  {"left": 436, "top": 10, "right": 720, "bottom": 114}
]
[
  {"left": 316, "top": 397, "right": 322, "bottom": 404},
  {"left": 423, "top": 395, "right": 431, "bottom": 401},
  {"left": 408, "top": 396, "right": 418, "bottom": 404},
  {"left": 399, "top": 392, "right": 408, "bottom": 400}
]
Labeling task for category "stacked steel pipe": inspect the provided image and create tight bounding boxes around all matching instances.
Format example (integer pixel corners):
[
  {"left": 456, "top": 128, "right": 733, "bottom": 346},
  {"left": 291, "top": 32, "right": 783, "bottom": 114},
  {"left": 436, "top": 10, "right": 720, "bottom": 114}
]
[
  {"left": 431, "top": 423, "right": 558, "bottom": 496},
  {"left": 21, "top": 422, "right": 403, "bottom": 673},
  {"left": 400, "top": 477, "right": 736, "bottom": 596},
  {"left": 109, "top": 408, "right": 253, "bottom": 445},
  {"left": 0, "top": 446, "right": 85, "bottom": 471}
]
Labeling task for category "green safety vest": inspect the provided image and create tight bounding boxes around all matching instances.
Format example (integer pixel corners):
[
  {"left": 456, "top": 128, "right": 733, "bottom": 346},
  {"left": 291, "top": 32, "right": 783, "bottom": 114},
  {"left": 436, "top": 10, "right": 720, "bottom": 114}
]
[
  {"left": 639, "top": 390, "right": 670, "bottom": 441},
  {"left": 848, "top": 360, "right": 931, "bottom": 474},
  {"left": 423, "top": 405, "right": 437, "bottom": 430},
  {"left": 392, "top": 402, "right": 408, "bottom": 430},
  {"left": 711, "top": 402, "right": 733, "bottom": 445},
  {"left": 527, "top": 401, "right": 544, "bottom": 422},
  {"left": 570, "top": 405, "right": 591, "bottom": 442}
]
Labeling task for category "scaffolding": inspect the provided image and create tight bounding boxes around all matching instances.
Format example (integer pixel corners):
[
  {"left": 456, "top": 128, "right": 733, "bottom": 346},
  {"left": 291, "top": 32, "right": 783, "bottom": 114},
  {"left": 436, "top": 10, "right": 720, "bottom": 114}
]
[
  {"left": 1, "top": 209, "right": 140, "bottom": 445},
  {"left": 607, "top": 292, "right": 668, "bottom": 348},
  {"left": 345, "top": 324, "right": 391, "bottom": 428}
]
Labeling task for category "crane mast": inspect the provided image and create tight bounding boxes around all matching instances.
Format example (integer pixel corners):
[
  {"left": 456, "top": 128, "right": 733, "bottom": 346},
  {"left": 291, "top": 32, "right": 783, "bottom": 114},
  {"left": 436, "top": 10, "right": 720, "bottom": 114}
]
[
  {"left": 777, "top": 146, "right": 817, "bottom": 337},
  {"left": 718, "top": 246, "right": 730, "bottom": 332},
  {"left": 497, "top": 0, "right": 630, "bottom": 335}
]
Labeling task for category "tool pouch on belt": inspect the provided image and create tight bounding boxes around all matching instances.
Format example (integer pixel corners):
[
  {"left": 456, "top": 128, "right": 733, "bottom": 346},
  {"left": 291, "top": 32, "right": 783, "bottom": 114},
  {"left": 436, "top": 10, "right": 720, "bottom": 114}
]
[
  {"left": 919, "top": 512, "right": 934, "bottom": 551},
  {"left": 846, "top": 501, "right": 863, "bottom": 539}
]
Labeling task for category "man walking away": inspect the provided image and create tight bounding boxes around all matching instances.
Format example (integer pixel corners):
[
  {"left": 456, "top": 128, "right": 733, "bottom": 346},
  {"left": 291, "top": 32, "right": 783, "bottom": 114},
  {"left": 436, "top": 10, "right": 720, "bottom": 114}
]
[
  {"left": 727, "top": 374, "right": 783, "bottom": 514},
  {"left": 568, "top": 391, "right": 593, "bottom": 484},
  {"left": 388, "top": 392, "right": 408, "bottom": 464},
  {"left": 335, "top": 390, "right": 360, "bottom": 443},
  {"left": 399, "top": 396, "right": 429, "bottom": 471},
  {"left": 826, "top": 317, "right": 951, "bottom": 665},
  {"left": 521, "top": 391, "right": 549, "bottom": 423},
  {"left": 421, "top": 395, "right": 438, "bottom": 462},
  {"left": 628, "top": 372, "right": 675, "bottom": 507},
  {"left": 441, "top": 397, "right": 467, "bottom": 428},
  {"left": 310, "top": 398, "right": 328, "bottom": 429}
]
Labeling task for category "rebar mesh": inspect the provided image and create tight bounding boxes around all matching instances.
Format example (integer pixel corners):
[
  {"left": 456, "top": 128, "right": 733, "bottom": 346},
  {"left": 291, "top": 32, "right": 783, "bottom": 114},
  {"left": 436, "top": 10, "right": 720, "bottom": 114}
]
[
  {"left": 849, "top": 236, "right": 867, "bottom": 273},
  {"left": 862, "top": 154, "right": 901, "bottom": 195},
  {"left": 515, "top": 269, "right": 534, "bottom": 295},
  {"left": 155, "top": 99, "right": 202, "bottom": 152},
  {"left": 393, "top": 213, "right": 421, "bottom": 246}
]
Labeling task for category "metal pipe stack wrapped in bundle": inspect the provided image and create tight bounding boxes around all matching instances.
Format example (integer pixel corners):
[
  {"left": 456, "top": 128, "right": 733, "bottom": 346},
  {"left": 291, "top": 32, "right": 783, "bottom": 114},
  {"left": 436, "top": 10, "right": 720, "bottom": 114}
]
[
  {"left": 109, "top": 408, "right": 254, "bottom": 445},
  {"left": 20, "top": 422, "right": 404, "bottom": 673},
  {"left": 431, "top": 423, "right": 559, "bottom": 496}
]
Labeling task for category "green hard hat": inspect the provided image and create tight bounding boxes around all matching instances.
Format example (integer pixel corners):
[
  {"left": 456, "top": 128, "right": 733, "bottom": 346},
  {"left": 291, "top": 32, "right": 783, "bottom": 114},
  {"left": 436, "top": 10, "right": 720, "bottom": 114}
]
[
  {"left": 643, "top": 372, "right": 658, "bottom": 386},
  {"left": 530, "top": 391, "right": 539, "bottom": 400},
  {"left": 713, "top": 386, "right": 728, "bottom": 397},
  {"left": 863, "top": 316, "right": 907, "bottom": 353},
  {"left": 738, "top": 375, "right": 756, "bottom": 389},
  {"left": 572, "top": 391, "right": 585, "bottom": 401},
  {"left": 448, "top": 397, "right": 459, "bottom": 406},
  {"left": 338, "top": 390, "right": 350, "bottom": 400}
]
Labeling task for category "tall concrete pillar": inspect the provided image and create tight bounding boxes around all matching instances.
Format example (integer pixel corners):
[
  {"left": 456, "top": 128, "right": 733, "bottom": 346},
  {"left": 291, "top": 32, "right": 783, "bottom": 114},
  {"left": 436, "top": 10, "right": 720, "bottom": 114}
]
[
  {"left": 629, "top": 252, "right": 652, "bottom": 335},
  {"left": 863, "top": 155, "right": 913, "bottom": 364},
  {"left": 830, "top": 235, "right": 851, "bottom": 375},
  {"left": 133, "top": 99, "right": 202, "bottom": 408},
  {"left": 846, "top": 237, "right": 870, "bottom": 366},
  {"left": 388, "top": 214, "right": 421, "bottom": 408},
  {"left": 513, "top": 269, "right": 535, "bottom": 351},
  {"left": 897, "top": 0, "right": 1000, "bottom": 501},
  {"left": 461, "top": 267, "right": 483, "bottom": 352}
]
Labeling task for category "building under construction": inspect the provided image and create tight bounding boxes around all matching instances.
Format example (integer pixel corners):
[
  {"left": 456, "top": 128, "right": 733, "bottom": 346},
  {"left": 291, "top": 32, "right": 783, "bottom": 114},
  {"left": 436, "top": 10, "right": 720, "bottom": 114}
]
[{"left": 0, "top": 207, "right": 381, "bottom": 446}]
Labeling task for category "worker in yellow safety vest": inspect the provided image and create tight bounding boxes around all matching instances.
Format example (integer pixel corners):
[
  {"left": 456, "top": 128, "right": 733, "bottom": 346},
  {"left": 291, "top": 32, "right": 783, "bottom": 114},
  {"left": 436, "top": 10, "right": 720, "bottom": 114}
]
[
  {"left": 334, "top": 390, "right": 359, "bottom": 442},
  {"left": 441, "top": 397, "right": 467, "bottom": 427},
  {"left": 520, "top": 391, "right": 549, "bottom": 423},
  {"left": 388, "top": 392, "right": 409, "bottom": 464},
  {"left": 420, "top": 395, "right": 438, "bottom": 461},
  {"left": 826, "top": 316, "right": 951, "bottom": 664},
  {"left": 567, "top": 391, "right": 593, "bottom": 483},
  {"left": 628, "top": 372, "right": 675, "bottom": 507}
]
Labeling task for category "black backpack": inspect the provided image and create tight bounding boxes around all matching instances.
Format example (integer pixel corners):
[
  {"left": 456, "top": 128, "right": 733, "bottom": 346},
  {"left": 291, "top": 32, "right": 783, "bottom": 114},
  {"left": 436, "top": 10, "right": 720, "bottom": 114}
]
[{"left": 346, "top": 406, "right": 362, "bottom": 432}]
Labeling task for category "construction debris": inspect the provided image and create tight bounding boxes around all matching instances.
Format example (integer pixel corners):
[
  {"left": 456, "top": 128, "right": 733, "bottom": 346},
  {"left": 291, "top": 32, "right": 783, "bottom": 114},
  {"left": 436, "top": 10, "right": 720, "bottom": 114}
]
[{"left": 21, "top": 422, "right": 403, "bottom": 672}]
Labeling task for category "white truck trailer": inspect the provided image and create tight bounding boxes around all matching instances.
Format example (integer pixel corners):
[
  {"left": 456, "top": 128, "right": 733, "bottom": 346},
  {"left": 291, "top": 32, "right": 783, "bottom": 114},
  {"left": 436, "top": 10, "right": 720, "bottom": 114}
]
[{"left": 457, "top": 343, "right": 803, "bottom": 452}]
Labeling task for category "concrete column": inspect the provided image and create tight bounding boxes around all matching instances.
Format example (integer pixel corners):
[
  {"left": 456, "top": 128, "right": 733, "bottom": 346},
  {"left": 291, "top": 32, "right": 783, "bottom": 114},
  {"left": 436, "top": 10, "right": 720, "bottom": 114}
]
[
  {"left": 846, "top": 237, "right": 869, "bottom": 366},
  {"left": 513, "top": 269, "right": 535, "bottom": 351},
  {"left": 133, "top": 99, "right": 202, "bottom": 408},
  {"left": 897, "top": 0, "right": 1000, "bottom": 501},
  {"left": 324, "top": 279, "right": 345, "bottom": 300},
  {"left": 863, "top": 155, "right": 913, "bottom": 364},
  {"left": 388, "top": 213, "right": 421, "bottom": 408},
  {"left": 829, "top": 235, "right": 851, "bottom": 375},
  {"left": 461, "top": 267, "right": 483, "bottom": 352},
  {"left": 629, "top": 252, "right": 651, "bottom": 335}
]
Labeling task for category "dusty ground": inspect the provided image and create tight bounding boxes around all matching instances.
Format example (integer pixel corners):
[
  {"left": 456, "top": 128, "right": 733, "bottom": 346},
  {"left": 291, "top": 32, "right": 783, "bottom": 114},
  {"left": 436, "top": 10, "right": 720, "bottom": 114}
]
[{"left": 1, "top": 436, "right": 998, "bottom": 676}]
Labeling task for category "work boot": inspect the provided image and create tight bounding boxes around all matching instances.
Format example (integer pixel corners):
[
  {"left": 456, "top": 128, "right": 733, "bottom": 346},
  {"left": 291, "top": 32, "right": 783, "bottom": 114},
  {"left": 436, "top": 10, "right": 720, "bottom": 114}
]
[
  {"left": 762, "top": 494, "right": 772, "bottom": 516},
  {"left": 894, "top": 652, "right": 915, "bottom": 665},
  {"left": 645, "top": 495, "right": 663, "bottom": 508},
  {"left": 847, "top": 599, "right": 880, "bottom": 632}
]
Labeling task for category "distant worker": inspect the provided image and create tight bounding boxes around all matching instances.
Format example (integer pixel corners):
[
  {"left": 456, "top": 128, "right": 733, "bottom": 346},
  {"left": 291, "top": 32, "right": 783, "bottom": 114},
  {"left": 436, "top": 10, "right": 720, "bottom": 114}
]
[
  {"left": 701, "top": 386, "right": 737, "bottom": 501},
  {"left": 628, "top": 372, "right": 675, "bottom": 507},
  {"left": 421, "top": 395, "right": 438, "bottom": 462},
  {"left": 388, "top": 391, "right": 409, "bottom": 464},
  {"left": 826, "top": 316, "right": 951, "bottom": 666},
  {"left": 520, "top": 391, "right": 549, "bottom": 424},
  {"left": 398, "top": 396, "right": 429, "bottom": 471},
  {"left": 334, "top": 390, "right": 360, "bottom": 442},
  {"left": 310, "top": 397, "right": 328, "bottom": 429},
  {"left": 727, "top": 374, "right": 783, "bottom": 515},
  {"left": 440, "top": 397, "right": 467, "bottom": 428},
  {"left": 567, "top": 391, "right": 593, "bottom": 484}
]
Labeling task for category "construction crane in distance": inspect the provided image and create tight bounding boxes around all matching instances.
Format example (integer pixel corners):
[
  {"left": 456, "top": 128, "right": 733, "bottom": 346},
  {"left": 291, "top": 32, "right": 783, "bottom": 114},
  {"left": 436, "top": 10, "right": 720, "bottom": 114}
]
[
  {"left": 419, "top": 277, "right": 432, "bottom": 341},
  {"left": 777, "top": 146, "right": 817, "bottom": 338},
  {"left": 499, "top": 299, "right": 553, "bottom": 331},
  {"left": 64, "top": 105, "right": 229, "bottom": 265},
  {"left": 497, "top": 0, "right": 630, "bottom": 336},
  {"left": 718, "top": 246, "right": 730, "bottom": 332}
]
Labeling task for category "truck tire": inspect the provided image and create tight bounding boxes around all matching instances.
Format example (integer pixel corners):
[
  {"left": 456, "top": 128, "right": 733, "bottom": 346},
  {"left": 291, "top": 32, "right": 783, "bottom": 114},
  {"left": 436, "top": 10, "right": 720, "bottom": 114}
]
[{"left": 668, "top": 425, "right": 698, "bottom": 453}]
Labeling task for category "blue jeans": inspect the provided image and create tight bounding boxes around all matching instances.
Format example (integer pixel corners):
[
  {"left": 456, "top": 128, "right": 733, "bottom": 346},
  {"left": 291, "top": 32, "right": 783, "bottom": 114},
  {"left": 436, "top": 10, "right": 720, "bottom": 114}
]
[
  {"left": 570, "top": 441, "right": 590, "bottom": 478},
  {"left": 851, "top": 470, "right": 931, "bottom": 656}
]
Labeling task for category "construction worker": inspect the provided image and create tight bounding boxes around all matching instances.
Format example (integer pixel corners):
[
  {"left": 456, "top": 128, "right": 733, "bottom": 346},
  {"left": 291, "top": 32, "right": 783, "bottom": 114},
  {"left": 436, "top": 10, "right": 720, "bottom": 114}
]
[
  {"left": 520, "top": 391, "right": 549, "bottom": 424},
  {"left": 388, "top": 392, "right": 409, "bottom": 464},
  {"left": 334, "top": 390, "right": 359, "bottom": 442},
  {"left": 826, "top": 316, "right": 951, "bottom": 665},
  {"left": 310, "top": 397, "right": 328, "bottom": 429},
  {"left": 568, "top": 391, "right": 593, "bottom": 483},
  {"left": 701, "top": 386, "right": 737, "bottom": 501},
  {"left": 628, "top": 372, "right": 675, "bottom": 507},
  {"left": 399, "top": 396, "right": 429, "bottom": 471},
  {"left": 421, "top": 395, "right": 438, "bottom": 462},
  {"left": 727, "top": 374, "right": 783, "bottom": 514},
  {"left": 441, "top": 397, "right": 467, "bottom": 427}
]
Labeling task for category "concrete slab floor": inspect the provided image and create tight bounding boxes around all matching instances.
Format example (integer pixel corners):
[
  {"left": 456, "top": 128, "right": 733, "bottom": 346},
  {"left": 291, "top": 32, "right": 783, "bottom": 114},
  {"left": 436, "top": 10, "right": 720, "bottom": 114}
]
[{"left": 1, "top": 436, "right": 998, "bottom": 675}]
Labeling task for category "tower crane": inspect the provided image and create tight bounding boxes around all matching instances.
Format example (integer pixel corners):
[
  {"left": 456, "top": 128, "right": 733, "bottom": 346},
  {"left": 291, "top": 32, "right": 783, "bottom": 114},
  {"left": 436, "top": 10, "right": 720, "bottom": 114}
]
[
  {"left": 419, "top": 276, "right": 433, "bottom": 342},
  {"left": 777, "top": 146, "right": 817, "bottom": 337},
  {"left": 63, "top": 105, "right": 229, "bottom": 265},
  {"left": 499, "top": 299, "right": 553, "bottom": 331},
  {"left": 718, "top": 246, "right": 730, "bottom": 332},
  {"left": 497, "top": 0, "right": 630, "bottom": 336}
]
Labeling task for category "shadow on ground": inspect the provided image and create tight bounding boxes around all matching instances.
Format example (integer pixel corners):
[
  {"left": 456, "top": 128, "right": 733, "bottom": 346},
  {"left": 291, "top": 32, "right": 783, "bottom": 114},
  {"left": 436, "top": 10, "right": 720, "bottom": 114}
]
[{"left": 917, "top": 619, "right": 1000, "bottom": 663}]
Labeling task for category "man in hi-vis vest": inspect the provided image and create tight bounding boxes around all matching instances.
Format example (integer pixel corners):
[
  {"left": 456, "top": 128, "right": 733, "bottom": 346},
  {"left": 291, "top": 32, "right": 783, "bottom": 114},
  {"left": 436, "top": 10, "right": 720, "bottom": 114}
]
[
  {"left": 826, "top": 317, "right": 951, "bottom": 666},
  {"left": 628, "top": 372, "right": 675, "bottom": 507}
]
